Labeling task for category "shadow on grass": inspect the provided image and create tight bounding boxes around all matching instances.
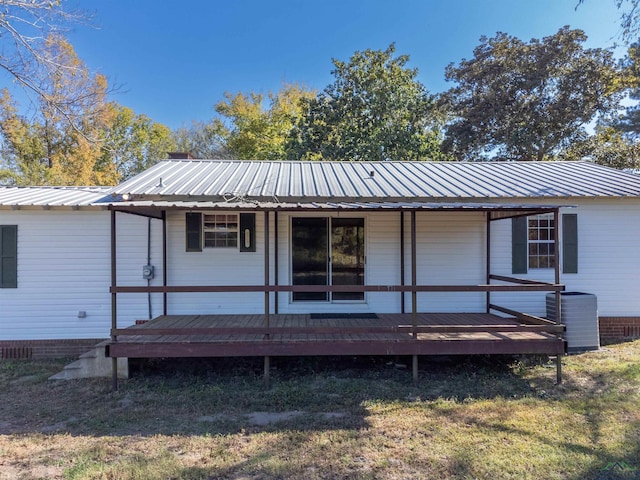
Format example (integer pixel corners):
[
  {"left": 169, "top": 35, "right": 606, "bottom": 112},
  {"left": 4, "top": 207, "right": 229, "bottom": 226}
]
[
  {"left": 600, "top": 337, "right": 640, "bottom": 347},
  {"left": 427, "top": 409, "right": 640, "bottom": 480},
  {"left": 423, "top": 352, "right": 640, "bottom": 480},
  {"left": 1, "top": 354, "right": 544, "bottom": 438},
  {"left": 3, "top": 348, "right": 640, "bottom": 479}
]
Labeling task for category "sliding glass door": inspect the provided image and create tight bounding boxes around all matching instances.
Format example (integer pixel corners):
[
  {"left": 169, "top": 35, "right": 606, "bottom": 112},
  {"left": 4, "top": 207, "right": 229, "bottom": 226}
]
[
  {"left": 292, "top": 218, "right": 329, "bottom": 301},
  {"left": 331, "top": 218, "right": 365, "bottom": 301},
  {"left": 291, "top": 217, "right": 365, "bottom": 302}
]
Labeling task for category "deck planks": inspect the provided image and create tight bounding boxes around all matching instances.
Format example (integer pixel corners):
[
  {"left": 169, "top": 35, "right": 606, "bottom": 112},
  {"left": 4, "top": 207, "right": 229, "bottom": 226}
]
[{"left": 108, "top": 312, "right": 564, "bottom": 358}]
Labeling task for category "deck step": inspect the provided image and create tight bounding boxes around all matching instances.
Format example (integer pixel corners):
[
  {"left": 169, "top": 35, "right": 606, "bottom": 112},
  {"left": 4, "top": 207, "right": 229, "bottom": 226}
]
[{"left": 49, "top": 344, "right": 128, "bottom": 380}]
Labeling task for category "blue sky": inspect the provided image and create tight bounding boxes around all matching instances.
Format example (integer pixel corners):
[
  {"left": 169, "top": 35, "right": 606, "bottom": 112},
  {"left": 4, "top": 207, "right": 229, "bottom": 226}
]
[{"left": 55, "top": 1, "right": 627, "bottom": 129}]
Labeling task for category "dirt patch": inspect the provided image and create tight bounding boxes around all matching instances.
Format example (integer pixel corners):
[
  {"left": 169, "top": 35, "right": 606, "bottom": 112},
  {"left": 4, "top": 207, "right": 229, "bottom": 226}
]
[
  {"left": 246, "top": 410, "right": 305, "bottom": 425},
  {"left": 198, "top": 411, "right": 348, "bottom": 426}
]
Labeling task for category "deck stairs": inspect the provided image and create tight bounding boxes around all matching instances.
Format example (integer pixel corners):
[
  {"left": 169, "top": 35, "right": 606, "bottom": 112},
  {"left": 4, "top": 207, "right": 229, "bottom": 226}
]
[{"left": 49, "top": 341, "right": 128, "bottom": 380}]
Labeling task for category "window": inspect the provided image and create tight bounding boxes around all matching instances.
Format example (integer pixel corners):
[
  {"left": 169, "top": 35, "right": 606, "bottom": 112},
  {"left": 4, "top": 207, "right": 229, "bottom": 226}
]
[
  {"left": 0, "top": 225, "right": 18, "bottom": 288},
  {"left": 185, "top": 212, "right": 202, "bottom": 252},
  {"left": 528, "top": 214, "right": 555, "bottom": 269},
  {"left": 186, "top": 212, "right": 256, "bottom": 252},
  {"left": 204, "top": 214, "right": 238, "bottom": 248},
  {"left": 512, "top": 214, "right": 576, "bottom": 274}
]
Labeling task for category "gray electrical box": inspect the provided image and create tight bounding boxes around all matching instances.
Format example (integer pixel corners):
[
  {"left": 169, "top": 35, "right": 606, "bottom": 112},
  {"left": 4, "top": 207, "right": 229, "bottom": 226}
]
[{"left": 142, "top": 265, "right": 155, "bottom": 280}]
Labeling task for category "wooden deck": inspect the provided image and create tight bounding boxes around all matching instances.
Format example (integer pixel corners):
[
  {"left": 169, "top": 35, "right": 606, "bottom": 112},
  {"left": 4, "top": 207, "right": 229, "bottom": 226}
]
[{"left": 107, "top": 313, "right": 565, "bottom": 358}]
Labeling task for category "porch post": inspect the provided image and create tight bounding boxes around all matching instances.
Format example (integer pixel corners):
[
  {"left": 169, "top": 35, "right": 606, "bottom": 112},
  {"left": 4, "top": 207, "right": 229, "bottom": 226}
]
[
  {"left": 264, "top": 210, "right": 270, "bottom": 388},
  {"left": 274, "top": 211, "right": 279, "bottom": 315},
  {"left": 411, "top": 210, "right": 418, "bottom": 382},
  {"left": 264, "top": 210, "right": 270, "bottom": 327},
  {"left": 110, "top": 209, "right": 118, "bottom": 391},
  {"left": 486, "top": 213, "right": 491, "bottom": 313},
  {"left": 400, "top": 211, "right": 405, "bottom": 314},
  {"left": 554, "top": 208, "right": 563, "bottom": 384},
  {"left": 162, "top": 210, "right": 167, "bottom": 316},
  {"left": 411, "top": 210, "right": 417, "bottom": 332}
]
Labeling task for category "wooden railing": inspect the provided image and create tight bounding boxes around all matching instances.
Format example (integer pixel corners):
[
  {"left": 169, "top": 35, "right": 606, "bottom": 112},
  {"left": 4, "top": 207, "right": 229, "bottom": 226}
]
[
  {"left": 109, "top": 280, "right": 565, "bottom": 338},
  {"left": 110, "top": 283, "right": 564, "bottom": 294}
]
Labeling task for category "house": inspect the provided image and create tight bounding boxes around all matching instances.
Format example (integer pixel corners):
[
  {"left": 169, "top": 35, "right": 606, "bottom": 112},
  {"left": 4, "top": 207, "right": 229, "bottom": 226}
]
[{"left": 2, "top": 160, "right": 640, "bottom": 382}]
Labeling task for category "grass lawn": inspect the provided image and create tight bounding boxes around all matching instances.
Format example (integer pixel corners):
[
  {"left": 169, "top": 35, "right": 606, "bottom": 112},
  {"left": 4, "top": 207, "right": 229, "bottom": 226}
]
[{"left": 1, "top": 341, "right": 639, "bottom": 480}]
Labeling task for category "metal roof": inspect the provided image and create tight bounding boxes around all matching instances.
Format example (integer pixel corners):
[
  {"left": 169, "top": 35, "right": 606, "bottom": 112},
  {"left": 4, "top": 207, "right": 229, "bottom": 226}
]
[
  {"left": 0, "top": 186, "right": 114, "bottom": 208},
  {"left": 111, "top": 200, "right": 562, "bottom": 220},
  {"left": 111, "top": 199, "right": 560, "bottom": 211},
  {"left": 112, "top": 160, "right": 640, "bottom": 200},
  {"left": 3, "top": 160, "right": 640, "bottom": 209}
]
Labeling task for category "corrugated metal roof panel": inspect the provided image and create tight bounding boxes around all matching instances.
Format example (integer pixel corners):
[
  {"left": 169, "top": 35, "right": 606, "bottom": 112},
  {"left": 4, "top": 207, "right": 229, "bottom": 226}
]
[
  {"left": 4, "top": 160, "right": 640, "bottom": 208},
  {"left": 112, "top": 160, "right": 640, "bottom": 200},
  {"left": 0, "top": 186, "right": 114, "bottom": 207},
  {"left": 110, "top": 199, "right": 565, "bottom": 215}
]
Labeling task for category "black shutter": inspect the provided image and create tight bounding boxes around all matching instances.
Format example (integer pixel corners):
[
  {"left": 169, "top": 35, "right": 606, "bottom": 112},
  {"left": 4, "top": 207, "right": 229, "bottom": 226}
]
[
  {"left": 185, "top": 213, "right": 202, "bottom": 252},
  {"left": 512, "top": 216, "right": 528, "bottom": 274},
  {"left": 239, "top": 213, "right": 256, "bottom": 252},
  {"left": 0, "top": 225, "right": 17, "bottom": 288},
  {"left": 562, "top": 214, "right": 578, "bottom": 274}
]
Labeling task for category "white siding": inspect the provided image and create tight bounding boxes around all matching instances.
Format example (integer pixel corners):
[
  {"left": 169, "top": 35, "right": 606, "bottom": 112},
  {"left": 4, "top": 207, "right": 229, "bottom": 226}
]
[
  {"left": 163, "top": 211, "right": 487, "bottom": 315},
  {"left": 491, "top": 198, "right": 640, "bottom": 317},
  {"left": 0, "top": 210, "right": 163, "bottom": 340},
  {"left": 4, "top": 196, "right": 640, "bottom": 342},
  {"left": 165, "top": 211, "right": 267, "bottom": 314},
  {"left": 165, "top": 201, "right": 640, "bottom": 318},
  {"left": 414, "top": 211, "right": 486, "bottom": 312}
]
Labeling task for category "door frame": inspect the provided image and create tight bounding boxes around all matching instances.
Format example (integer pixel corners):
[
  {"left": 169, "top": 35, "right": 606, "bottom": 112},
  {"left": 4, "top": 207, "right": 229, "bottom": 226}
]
[{"left": 288, "top": 214, "right": 367, "bottom": 304}]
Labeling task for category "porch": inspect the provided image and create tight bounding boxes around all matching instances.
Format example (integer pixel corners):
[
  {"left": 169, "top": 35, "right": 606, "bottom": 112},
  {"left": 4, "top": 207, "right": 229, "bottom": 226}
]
[
  {"left": 108, "top": 312, "right": 565, "bottom": 358},
  {"left": 107, "top": 310, "right": 565, "bottom": 387},
  {"left": 107, "top": 202, "right": 568, "bottom": 389}
]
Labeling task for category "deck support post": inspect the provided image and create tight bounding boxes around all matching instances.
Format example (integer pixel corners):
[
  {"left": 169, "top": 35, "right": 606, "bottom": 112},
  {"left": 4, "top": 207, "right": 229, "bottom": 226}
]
[
  {"left": 412, "top": 355, "right": 418, "bottom": 382},
  {"left": 556, "top": 354, "right": 562, "bottom": 384},
  {"left": 264, "top": 355, "right": 270, "bottom": 388},
  {"left": 110, "top": 209, "right": 119, "bottom": 392}
]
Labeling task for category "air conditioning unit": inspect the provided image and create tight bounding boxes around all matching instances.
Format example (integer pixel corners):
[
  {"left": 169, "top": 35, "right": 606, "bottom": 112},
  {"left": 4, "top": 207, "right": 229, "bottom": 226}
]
[{"left": 546, "top": 292, "right": 599, "bottom": 353}]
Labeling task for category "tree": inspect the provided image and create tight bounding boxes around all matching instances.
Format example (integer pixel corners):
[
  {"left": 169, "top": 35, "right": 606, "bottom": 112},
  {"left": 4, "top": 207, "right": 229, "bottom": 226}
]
[
  {"left": 101, "top": 104, "right": 176, "bottom": 180},
  {"left": 442, "top": 27, "right": 623, "bottom": 161},
  {"left": 0, "top": 1, "right": 97, "bottom": 126},
  {"left": 610, "top": 38, "right": 640, "bottom": 137},
  {"left": 213, "top": 83, "right": 315, "bottom": 160},
  {"left": 560, "top": 126, "right": 640, "bottom": 170},
  {"left": 173, "top": 121, "right": 231, "bottom": 159},
  {"left": 577, "top": 1, "right": 640, "bottom": 43},
  {"left": 287, "top": 44, "right": 446, "bottom": 161},
  {"left": 0, "top": 35, "right": 116, "bottom": 185}
]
